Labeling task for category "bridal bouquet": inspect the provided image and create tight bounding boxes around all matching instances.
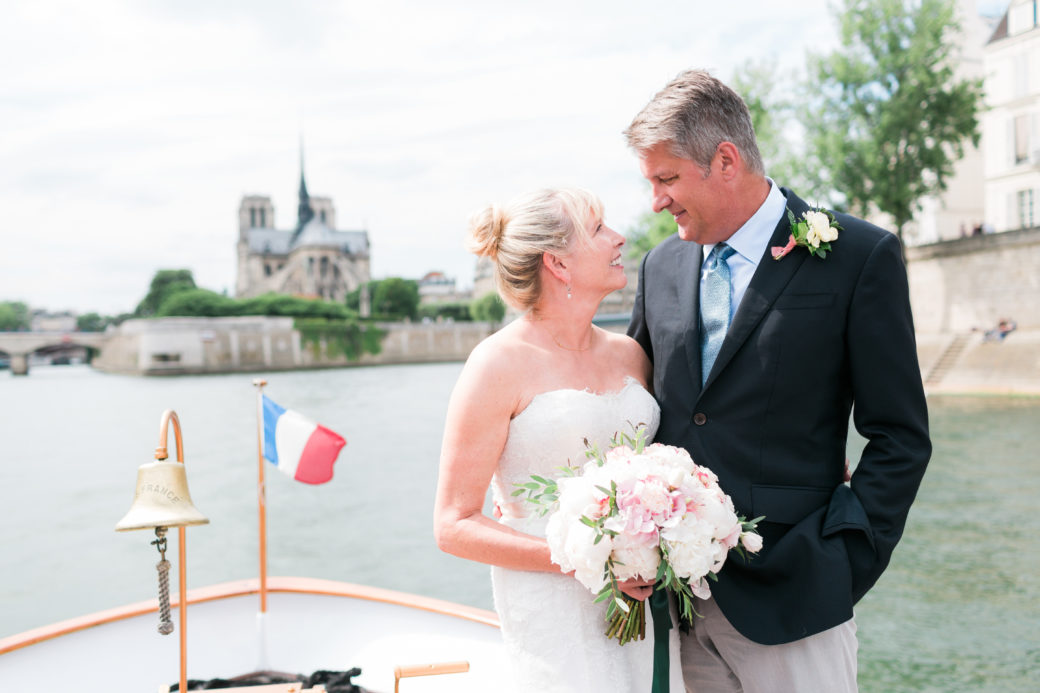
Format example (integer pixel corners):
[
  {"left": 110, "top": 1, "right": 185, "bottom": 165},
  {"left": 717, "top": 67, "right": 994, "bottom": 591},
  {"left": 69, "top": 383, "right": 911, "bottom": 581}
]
[{"left": 514, "top": 428, "right": 762, "bottom": 644}]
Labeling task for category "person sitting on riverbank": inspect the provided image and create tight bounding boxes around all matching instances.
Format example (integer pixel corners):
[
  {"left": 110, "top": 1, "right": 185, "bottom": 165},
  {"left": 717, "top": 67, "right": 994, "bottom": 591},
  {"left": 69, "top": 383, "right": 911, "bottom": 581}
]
[{"left": 983, "top": 318, "right": 1017, "bottom": 342}]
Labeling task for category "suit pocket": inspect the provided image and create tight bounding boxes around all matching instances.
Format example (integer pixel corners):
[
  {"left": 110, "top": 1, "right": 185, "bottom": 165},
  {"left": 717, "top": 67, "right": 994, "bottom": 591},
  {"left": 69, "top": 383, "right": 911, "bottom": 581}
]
[
  {"left": 751, "top": 484, "right": 832, "bottom": 525},
  {"left": 822, "top": 484, "right": 876, "bottom": 552},
  {"left": 774, "top": 292, "right": 835, "bottom": 310}
]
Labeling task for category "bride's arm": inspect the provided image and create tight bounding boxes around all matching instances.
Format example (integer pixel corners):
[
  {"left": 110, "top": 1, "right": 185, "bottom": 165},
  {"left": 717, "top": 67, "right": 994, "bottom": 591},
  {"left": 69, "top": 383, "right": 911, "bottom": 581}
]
[{"left": 433, "top": 340, "right": 560, "bottom": 573}]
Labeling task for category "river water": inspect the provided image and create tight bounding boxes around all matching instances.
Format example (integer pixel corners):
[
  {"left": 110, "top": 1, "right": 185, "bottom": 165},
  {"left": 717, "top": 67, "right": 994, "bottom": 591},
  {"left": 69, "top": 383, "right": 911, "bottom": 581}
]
[{"left": 1, "top": 363, "right": 1037, "bottom": 692}]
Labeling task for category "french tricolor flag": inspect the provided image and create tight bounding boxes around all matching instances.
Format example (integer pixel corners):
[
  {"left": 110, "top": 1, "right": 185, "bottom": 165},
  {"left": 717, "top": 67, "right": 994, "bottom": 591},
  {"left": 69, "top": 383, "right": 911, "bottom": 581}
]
[{"left": 262, "top": 395, "right": 346, "bottom": 484}]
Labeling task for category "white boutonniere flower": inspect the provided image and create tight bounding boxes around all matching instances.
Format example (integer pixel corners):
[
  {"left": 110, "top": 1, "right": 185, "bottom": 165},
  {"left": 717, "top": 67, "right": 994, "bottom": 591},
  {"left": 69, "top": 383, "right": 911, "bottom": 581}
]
[{"left": 772, "top": 207, "right": 843, "bottom": 260}]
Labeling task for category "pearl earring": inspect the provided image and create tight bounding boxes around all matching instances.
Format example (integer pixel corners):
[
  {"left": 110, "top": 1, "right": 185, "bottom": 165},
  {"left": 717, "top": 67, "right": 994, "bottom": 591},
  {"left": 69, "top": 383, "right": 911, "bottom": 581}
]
[{"left": 567, "top": 285, "right": 572, "bottom": 299}]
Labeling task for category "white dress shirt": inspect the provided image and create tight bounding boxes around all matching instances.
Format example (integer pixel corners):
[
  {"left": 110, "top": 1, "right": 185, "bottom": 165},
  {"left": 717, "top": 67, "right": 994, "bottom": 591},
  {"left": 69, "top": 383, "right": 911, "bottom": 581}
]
[{"left": 700, "top": 180, "right": 787, "bottom": 321}]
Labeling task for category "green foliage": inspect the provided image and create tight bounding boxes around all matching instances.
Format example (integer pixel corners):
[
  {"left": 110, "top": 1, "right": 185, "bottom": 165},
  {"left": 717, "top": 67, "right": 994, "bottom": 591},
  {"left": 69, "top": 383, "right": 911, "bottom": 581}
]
[
  {"left": 157, "top": 288, "right": 238, "bottom": 317},
  {"left": 371, "top": 278, "right": 420, "bottom": 320},
  {"left": 76, "top": 312, "right": 111, "bottom": 332},
  {"left": 155, "top": 289, "right": 358, "bottom": 320},
  {"left": 470, "top": 292, "right": 506, "bottom": 323},
  {"left": 0, "top": 301, "right": 30, "bottom": 331},
  {"left": 135, "top": 270, "right": 196, "bottom": 317},
  {"left": 348, "top": 278, "right": 421, "bottom": 320},
  {"left": 295, "top": 318, "right": 385, "bottom": 360},
  {"left": 238, "top": 293, "right": 354, "bottom": 320},
  {"left": 344, "top": 283, "right": 367, "bottom": 312},
  {"left": 729, "top": 58, "right": 821, "bottom": 193},
  {"left": 806, "top": 0, "right": 983, "bottom": 240},
  {"left": 418, "top": 301, "right": 472, "bottom": 322},
  {"left": 625, "top": 210, "right": 677, "bottom": 259}
]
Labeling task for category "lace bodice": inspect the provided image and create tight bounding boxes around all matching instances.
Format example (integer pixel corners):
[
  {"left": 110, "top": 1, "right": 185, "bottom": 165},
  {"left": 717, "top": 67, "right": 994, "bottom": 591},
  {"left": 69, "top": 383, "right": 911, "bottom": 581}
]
[{"left": 491, "top": 377, "right": 660, "bottom": 535}]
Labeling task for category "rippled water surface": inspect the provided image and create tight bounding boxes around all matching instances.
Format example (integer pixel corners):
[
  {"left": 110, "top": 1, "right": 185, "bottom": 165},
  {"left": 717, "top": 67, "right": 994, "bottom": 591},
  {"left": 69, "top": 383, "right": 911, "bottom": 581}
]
[{"left": 1, "top": 365, "right": 1037, "bottom": 691}]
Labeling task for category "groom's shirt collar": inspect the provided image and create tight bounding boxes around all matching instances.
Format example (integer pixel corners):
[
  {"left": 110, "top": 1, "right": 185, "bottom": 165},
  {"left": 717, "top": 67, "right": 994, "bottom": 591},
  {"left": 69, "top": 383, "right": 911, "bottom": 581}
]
[
  {"left": 701, "top": 179, "right": 786, "bottom": 267},
  {"left": 700, "top": 180, "right": 786, "bottom": 319}
]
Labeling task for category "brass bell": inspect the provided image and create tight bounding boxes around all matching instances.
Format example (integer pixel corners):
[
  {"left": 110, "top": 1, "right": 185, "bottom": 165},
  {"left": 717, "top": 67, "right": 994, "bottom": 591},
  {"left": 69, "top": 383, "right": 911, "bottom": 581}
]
[{"left": 115, "top": 460, "right": 209, "bottom": 531}]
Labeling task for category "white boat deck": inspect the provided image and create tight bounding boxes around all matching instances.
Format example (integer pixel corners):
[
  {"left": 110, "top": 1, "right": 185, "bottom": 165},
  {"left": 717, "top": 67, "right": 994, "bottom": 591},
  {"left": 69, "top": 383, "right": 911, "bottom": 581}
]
[{"left": 0, "top": 577, "right": 505, "bottom": 693}]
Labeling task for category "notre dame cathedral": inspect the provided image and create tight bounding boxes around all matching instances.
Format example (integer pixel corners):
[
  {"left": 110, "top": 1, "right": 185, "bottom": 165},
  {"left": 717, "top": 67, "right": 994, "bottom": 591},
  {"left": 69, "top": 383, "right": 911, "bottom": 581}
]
[{"left": 236, "top": 161, "right": 370, "bottom": 302}]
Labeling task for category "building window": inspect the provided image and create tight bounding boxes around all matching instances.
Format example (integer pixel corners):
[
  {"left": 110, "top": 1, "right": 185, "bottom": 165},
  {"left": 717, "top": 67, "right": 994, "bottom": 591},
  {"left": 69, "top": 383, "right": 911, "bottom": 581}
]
[
  {"left": 1018, "top": 189, "right": 1034, "bottom": 228},
  {"left": 320, "top": 210, "right": 327, "bottom": 223},
  {"left": 250, "top": 208, "right": 257, "bottom": 227},
  {"left": 1015, "top": 114, "right": 1030, "bottom": 164},
  {"left": 260, "top": 208, "right": 266, "bottom": 227},
  {"left": 264, "top": 263, "right": 272, "bottom": 276},
  {"left": 1010, "top": 1, "right": 1037, "bottom": 36},
  {"left": 1015, "top": 53, "right": 1030, "bottom": 98}
]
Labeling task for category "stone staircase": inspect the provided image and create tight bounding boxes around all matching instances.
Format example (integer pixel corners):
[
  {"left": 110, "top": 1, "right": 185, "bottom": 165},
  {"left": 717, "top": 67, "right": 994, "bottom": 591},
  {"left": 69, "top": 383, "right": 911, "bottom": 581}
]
[{"left": 924, "top": 333, "right": 972, "bottom": 386}]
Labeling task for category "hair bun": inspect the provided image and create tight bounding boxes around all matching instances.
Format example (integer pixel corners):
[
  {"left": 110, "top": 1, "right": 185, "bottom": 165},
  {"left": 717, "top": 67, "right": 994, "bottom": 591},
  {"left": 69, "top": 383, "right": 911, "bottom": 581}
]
[{"left": 467, "top": 203, "right": 508, "bottom": 258}]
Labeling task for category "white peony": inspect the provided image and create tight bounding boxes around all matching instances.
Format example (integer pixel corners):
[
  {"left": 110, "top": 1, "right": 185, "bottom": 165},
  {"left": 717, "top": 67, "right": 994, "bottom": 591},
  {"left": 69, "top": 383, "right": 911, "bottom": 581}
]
[{"left": 611, "top": 532, "right": 662, "bottom": 581}]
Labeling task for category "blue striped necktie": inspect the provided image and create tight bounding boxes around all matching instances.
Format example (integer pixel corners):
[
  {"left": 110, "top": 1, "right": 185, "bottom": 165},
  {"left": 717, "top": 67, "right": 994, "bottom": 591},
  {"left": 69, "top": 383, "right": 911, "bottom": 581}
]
[{"left": 700, "top": 243, "right": 736, "bottom": 384}]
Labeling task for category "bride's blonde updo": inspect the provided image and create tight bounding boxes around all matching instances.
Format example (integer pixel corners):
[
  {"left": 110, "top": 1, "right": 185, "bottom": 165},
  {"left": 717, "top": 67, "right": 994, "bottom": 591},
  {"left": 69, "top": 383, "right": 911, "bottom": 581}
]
[{"left": 467, "top": 188, "right": 603, "bottom": 311}]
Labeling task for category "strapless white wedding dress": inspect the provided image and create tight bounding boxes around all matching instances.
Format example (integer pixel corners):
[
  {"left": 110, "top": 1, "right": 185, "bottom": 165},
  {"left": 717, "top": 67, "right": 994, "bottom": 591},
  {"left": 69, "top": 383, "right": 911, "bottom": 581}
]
[{"left": 489, "top": 377, "right": 684, "bottom": 693}]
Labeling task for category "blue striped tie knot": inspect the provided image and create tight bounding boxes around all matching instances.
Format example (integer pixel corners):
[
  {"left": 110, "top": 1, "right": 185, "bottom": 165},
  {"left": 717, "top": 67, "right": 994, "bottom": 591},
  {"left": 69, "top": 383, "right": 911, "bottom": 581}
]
[{"left": 700, "top": 243, "right": 736, "bottom": 384}]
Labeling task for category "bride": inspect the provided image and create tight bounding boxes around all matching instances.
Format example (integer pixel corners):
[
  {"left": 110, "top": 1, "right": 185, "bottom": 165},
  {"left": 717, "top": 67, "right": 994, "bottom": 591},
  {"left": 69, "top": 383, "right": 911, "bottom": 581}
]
[{"left": 434, "top": 188, "right": 683, "bottom": 692}]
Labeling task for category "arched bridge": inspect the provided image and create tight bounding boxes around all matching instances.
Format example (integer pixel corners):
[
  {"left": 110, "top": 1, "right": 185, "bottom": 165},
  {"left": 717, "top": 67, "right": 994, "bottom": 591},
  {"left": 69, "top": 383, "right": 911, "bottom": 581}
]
[{"left": 0, "top": 332, "right": 108, "bottom": 375}]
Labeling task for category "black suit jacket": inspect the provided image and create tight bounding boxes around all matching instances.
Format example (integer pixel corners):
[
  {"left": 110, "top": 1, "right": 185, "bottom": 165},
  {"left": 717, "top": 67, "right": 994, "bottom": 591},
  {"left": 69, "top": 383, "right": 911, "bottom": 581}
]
[{"left": 628, "top": 189, "right": 931, "bottom": 645}]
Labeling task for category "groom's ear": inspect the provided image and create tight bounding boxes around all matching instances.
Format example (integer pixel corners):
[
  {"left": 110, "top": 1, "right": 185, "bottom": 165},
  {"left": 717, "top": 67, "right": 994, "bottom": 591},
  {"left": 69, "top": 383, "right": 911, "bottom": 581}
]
[
  {"left": 542, "top": 251, "right": 570, "bottom": 283},
  {"left": 715, "top": 141, "right": 741, "bottom": 181}
]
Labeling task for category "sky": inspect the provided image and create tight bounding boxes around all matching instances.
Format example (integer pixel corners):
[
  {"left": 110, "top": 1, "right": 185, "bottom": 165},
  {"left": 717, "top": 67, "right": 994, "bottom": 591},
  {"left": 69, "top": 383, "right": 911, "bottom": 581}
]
[{"left": 0, "top": 0, "right": 1011, "bottom": 315}]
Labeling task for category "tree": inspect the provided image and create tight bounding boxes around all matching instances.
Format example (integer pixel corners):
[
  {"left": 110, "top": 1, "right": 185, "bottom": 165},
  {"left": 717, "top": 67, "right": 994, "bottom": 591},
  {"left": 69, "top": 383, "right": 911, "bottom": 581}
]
[
  {"left": 418, "top": 301, "right": 472, "bottom": 322},
  {"left": 471, "top": 292, "right": 506, "bottom": 323},
  {"left": 0, "top": 301, "right": 30, "bottom": 331},
  {"left": 370, "top": 278, "right": 420, "bottom": 320},
  {"left": 805, "top": 0, "right": 983, "bottom": 247},
  {"left": 157, "top": 288, "right": 237, "bottom": 317},
  {"left": 730, "top": 58, "right": 821, "bottom": 194},
  {"left": 76, "top": 312, "right": 110, "bottom": 332},
  {"left": 136, "top": 270, "right": 197, "bottom": 316}
]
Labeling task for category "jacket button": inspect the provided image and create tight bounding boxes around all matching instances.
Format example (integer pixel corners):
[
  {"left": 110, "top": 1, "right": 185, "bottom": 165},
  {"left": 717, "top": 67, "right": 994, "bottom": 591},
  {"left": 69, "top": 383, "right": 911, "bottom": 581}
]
[{"left": 693, "top": 413, "right": 707, "bottom": 425}]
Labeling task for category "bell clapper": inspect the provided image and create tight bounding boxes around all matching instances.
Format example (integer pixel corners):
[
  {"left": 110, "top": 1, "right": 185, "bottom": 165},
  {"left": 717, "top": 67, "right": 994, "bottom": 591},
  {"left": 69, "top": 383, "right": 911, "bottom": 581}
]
[{"left": 151, "top": 527, "right": 175, "bottom": 635}]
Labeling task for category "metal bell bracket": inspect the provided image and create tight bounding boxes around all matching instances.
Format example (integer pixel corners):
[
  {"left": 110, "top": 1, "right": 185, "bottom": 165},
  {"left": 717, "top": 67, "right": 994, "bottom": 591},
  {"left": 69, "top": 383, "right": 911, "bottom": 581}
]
[{"left": 151, "top": 527, "right": 175, "bottom": 635}]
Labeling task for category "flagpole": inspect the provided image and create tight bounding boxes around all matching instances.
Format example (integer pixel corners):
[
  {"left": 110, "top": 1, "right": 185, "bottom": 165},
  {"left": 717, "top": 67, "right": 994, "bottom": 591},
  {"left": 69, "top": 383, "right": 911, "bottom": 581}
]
[{"left": 252, "top": 378, "right": 269, "bottom": 670}]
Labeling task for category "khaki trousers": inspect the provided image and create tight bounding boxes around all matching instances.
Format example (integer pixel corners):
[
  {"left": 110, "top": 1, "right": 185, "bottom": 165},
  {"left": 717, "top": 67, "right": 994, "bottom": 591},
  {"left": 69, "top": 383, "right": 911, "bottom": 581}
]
[{"left": 680, "top": 597, "right": 858, "bottom": 693}]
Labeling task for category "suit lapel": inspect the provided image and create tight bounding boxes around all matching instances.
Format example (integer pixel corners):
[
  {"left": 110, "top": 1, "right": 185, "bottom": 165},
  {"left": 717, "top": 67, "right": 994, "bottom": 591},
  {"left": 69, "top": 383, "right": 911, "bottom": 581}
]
[{"left": 701, "top": 189, "right": 811, "bottom": 392}]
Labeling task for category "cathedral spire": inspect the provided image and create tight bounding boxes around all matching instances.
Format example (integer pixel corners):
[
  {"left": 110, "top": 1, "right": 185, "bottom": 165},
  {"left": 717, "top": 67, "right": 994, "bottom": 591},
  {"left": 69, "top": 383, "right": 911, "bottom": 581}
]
[{"left": 297, "top": 137, "right": 314, "bottom": 230}]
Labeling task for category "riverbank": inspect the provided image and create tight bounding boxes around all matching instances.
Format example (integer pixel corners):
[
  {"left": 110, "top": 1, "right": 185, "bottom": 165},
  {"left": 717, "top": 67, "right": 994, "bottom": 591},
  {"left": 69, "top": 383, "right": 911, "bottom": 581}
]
[
  {"left": 918, "top": 328, "right": 1040, "bottom": 396},
  {"left": 90, "top": 316, "right": 495, "bottom": 375},
  {"left": 19, "top": 316, "right": 1040, "bottom": 397}
]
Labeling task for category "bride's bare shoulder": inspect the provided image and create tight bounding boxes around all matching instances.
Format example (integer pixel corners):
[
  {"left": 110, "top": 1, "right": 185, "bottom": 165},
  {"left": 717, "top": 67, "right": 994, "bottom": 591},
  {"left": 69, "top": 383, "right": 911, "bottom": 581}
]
[
  {"left": 599, "top": 329, "right": 652, "bottom": 385},
  {"left": 459, "top": 319, "right": 541, "bottom": 389}
]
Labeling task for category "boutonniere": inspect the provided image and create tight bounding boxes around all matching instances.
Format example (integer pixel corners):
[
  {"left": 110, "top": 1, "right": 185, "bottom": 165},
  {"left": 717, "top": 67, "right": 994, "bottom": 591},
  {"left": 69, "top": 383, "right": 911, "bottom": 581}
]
[{"left": 772, "top": 208, "right": 842, "bottom": 260}]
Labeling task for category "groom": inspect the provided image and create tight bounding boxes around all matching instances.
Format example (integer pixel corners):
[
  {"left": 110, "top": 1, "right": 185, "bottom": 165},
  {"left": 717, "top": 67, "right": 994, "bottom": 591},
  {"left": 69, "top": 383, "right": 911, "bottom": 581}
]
[{"left": 625, "top": 70, "right": 931, "bottom": 692}]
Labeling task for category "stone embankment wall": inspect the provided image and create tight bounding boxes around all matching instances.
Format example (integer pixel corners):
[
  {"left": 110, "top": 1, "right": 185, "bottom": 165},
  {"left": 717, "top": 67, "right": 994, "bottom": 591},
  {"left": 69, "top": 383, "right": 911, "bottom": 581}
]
[
  {"left": 907, "top": 227, "right": 1040, "bottom": 395},
  {"left": 92, "top": 316, "right": 494, "bottom": 376},
  {"left": 907, "top": 227, "right": 1040, "bottom": 333}
]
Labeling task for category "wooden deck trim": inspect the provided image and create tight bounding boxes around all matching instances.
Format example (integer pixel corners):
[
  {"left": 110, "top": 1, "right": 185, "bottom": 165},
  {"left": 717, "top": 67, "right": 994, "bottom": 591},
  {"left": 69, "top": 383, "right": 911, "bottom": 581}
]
[{"left": 0, "top": 577, "right": 499, "bottom": 656}]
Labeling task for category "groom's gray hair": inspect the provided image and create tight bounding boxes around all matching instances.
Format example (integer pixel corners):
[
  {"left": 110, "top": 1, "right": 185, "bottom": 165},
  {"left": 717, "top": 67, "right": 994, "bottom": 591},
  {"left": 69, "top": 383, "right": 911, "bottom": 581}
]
[{"left": 625, "top": 69, "right": 764, "bottom": 176}]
